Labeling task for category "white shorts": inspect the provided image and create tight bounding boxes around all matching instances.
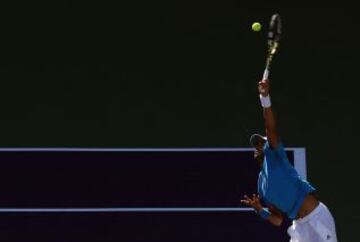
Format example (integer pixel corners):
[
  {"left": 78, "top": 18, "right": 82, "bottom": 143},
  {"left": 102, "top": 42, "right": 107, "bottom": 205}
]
[{"left": 287, "top": 202, "right": 338, "bottom": 242}]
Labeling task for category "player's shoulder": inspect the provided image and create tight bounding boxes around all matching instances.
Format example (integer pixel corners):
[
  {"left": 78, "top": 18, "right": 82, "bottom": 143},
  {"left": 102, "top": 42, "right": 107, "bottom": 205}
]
[{"left": 264, "top": 140, "right": 285, "bottom": 152}]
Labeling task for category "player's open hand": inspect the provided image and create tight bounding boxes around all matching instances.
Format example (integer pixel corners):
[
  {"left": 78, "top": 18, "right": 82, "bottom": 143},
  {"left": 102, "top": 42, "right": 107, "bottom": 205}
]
[
  {"left": 241, "top": 194, "right": 263, "bottom": 212},
  {"left": 258, "top": 79, "right": 270, "bottom": 97}
]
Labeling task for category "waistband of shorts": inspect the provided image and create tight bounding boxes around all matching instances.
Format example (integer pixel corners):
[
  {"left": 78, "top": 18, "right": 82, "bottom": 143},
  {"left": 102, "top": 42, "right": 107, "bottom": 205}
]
[{"left": 293, "top": 202, "right": 325, "bottom": 224}]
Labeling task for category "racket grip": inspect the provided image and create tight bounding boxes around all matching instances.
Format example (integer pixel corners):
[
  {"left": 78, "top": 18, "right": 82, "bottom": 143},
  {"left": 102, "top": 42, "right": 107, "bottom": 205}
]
[{"left": 263, "top": 69, "right": 269, "bottom": 80}]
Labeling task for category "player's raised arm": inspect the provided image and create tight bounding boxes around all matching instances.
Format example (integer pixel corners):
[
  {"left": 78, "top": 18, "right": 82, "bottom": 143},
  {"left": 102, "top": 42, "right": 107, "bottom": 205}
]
[{"left": 258, "top": 79, "right": 279, "bottom": 149}]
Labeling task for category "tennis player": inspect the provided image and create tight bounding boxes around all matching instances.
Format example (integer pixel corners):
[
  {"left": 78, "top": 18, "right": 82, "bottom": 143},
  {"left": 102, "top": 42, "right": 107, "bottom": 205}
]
[{"left": 241, "top": 78, "right": 338, "bottom": 242}]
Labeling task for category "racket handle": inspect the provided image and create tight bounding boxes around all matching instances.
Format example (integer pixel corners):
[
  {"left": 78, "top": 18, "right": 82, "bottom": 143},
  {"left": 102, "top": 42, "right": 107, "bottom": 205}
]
[{"left": 263, "top": 69, "right": 270, "bottom": 80}]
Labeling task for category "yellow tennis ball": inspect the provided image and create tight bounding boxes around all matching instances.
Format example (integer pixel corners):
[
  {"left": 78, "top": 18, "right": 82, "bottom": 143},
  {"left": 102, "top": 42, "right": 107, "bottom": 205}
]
[{"left": 252, "top": 22, "right": 262, "bottom": 32}]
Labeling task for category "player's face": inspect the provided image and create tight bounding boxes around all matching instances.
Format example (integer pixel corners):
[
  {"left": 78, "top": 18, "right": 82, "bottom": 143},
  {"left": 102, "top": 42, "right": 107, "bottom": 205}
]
[{"left": 254, "top": 140, "right": 265, "bottom": 165}]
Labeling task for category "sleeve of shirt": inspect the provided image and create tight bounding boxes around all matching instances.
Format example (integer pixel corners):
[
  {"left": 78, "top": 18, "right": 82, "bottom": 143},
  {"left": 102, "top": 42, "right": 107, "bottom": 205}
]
[{"left": 264, "top": 141, "right": 288, "bottom": 163}]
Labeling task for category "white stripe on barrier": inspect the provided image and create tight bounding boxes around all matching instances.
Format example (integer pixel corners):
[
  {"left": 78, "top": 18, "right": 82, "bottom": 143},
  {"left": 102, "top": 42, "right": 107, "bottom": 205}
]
[{"left": 0, "top": 207, "right": 253, "bottom": 213}]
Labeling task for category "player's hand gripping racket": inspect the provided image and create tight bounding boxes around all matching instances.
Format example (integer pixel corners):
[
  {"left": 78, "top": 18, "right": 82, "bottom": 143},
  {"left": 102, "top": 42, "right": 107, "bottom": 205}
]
[{"left": 263, "top": 13, "right": 282, "bottom": 80}]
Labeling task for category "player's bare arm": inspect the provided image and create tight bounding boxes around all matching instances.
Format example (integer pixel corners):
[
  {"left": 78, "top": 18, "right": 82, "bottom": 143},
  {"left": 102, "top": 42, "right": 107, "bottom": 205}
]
[
  {"left": 267, "top": 204, "right": 284, "bottom": 226},
  {"left": 241, "top": 194, "right": 283, "bottom": 226},
  {"left": 258, "top": 79, "right": 279, "bottom": 149}
]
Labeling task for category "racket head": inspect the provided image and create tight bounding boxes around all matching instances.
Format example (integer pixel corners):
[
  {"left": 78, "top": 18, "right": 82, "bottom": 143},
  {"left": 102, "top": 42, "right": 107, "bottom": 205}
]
[
  {"left": 263, "top": 13, "right": 282, "bottom": 79},
  {"left": 267, "top": 13, "right": 282, "bottom": 55}
]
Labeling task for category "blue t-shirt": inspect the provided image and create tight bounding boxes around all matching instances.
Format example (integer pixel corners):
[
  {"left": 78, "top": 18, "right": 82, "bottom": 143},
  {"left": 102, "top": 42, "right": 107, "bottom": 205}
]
[{"left": 257, "top": 141, "right": 315, "bottom": 219}]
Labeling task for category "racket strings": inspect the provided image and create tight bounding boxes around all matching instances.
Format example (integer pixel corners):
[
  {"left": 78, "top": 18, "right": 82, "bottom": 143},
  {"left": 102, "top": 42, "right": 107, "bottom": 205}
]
[{"left": 264, "top": 14, "right": 282, "bottom": 74}]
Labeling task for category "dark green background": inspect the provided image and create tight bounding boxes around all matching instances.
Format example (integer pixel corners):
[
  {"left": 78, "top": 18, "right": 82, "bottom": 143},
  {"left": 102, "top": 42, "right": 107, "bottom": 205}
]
[{"left": 0, "top": 2, "right": 357, "bottom": 241}]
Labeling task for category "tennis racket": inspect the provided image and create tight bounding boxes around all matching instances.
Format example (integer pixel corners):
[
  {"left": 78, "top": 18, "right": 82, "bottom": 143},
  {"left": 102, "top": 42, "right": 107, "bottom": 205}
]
[{"left": 262, "top": 13, "right": 282, "bottom": 80}]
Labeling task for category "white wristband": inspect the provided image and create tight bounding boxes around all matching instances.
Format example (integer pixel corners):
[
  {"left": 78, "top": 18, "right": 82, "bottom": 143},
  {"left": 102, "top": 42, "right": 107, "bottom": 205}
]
[{"left": 259, "top": 94, "right": 271, "bottom": 108}]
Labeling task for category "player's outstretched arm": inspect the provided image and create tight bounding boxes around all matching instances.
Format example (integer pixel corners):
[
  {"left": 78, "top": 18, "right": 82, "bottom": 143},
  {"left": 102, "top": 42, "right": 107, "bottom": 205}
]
[{"left": 258, "top": 79, "right": 279, "bottom": 149}]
